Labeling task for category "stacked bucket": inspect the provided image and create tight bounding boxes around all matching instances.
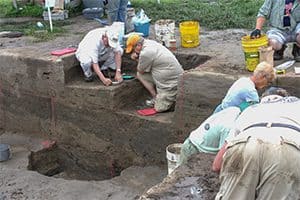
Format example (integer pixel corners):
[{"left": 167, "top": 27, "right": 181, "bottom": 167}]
[{"left": 241, "top": 35, "right": 268, "bottom": 71}]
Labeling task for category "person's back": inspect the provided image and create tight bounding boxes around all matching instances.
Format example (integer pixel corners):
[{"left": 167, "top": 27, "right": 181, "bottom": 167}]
[
  {"left": 76, "top": 28, "right": 106, "bottom": 58},
  {"left": 125, "top": 34, "right": 183, "bottom": 112},
  {"left": 179, "top": 106, "right": 241, "bottom": 165},
  {"left": 140, "top": 39, "right": 183, "bottom": 88},
  {"left": 214, "top": 97, "right": 300, "bottom": 200},
  {"left": 219, "top": 77, "right": 258, "bottom": 110},
  {"left": 214, "top": 61, "right": 275, "bottom": 113},
  {"left": 229, "top": 97, "right": 300, "bottom": 141}
]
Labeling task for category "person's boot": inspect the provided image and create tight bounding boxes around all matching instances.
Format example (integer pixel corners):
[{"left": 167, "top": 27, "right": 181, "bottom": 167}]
[
  {"left": 292, "top": 43, "right": 300, "bottom": 62},
  {"left": 273, "top": 45, "right": 286, "bottom": 60}
]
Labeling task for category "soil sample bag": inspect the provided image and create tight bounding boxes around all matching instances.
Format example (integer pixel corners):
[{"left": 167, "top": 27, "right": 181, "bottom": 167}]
[{"left": 259, "top": 46, "right": 274, "bottom": 67}]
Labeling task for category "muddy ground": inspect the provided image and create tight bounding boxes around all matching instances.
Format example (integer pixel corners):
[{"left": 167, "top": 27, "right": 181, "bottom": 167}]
[{"left": 0, "top": 15, "right": 298, "bottom": 200}]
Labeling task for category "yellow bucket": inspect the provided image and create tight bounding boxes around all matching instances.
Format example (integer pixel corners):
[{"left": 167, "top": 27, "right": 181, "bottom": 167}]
[
  {"left": 179, "top": 21, "right": 200, "bottom": 48},
  {"left": 241, "top": 35, "right": 268, "bottom": 71}
]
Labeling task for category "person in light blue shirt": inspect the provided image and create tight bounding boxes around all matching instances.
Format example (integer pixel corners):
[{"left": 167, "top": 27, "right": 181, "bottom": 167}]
[
  {"left": 179, "top": 106, "right": 241, "bottom": 165},
  {"left": 214, "top": 61, "right": 276, "bottom": 113},
  {"left": 179, "top": 87, "right": 290, "bottom": 166}
]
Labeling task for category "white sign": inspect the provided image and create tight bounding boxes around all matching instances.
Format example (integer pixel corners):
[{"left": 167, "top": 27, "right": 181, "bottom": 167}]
[{"left": 45, "top": 0, "right": 55, "bottom": 8}]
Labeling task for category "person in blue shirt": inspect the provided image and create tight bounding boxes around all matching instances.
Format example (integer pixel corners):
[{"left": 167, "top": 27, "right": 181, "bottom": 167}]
[
  {"left": 179, "top": 87, "right": 289, "bottom": 166},
  {"left": 213, "top": 61, "right": 276, "bottom": 113}
]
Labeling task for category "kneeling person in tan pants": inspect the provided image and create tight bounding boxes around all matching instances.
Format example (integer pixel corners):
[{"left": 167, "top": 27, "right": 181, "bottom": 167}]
[{"left": 125, "top": 34, "right": 183, "bottom": 112}]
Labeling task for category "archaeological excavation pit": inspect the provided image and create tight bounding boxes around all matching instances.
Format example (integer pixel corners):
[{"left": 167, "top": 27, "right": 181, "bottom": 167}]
[
  {"left": 121, "top": 53, "right": 211, "bottom": 72},
  {"left": 28, "top": 143, "right": 132, "bottom": 181},
  {"left": 1, "top": 43, "right": 299, "bottom": 200},
  {"left": 17, "top": 52, "right": 212, "bottom": 182}
]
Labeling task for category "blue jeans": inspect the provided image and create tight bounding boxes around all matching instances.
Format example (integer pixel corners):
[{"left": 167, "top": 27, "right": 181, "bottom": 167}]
[{"left": 107, "top": 0, "right": 128, "bottom": 23}]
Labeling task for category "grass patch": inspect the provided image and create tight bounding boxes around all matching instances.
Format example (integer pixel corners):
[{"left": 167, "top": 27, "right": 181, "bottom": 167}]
[
  {"left": 0, "top": 21, "right": 68, "bottom": 42},
  {"left": 0, "top": 0, "right": 265, "bottom": 42},
  {"left": 131, "top": 0, "right": 264, "bottom": 30},
  {"left": 0, "top": 0, "right": 83, "bottom": 18},
  {"left": 0, "top": 0, "right": 43, "bottom": 18}
]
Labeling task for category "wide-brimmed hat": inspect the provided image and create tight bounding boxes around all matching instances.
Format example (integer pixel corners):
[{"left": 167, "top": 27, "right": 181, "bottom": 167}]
[
  {"left": 106, "top": 31, "right": 119, "bottom": 48},
  {"left": 125, "top": 34, "right": 141, "bottom": 53}
]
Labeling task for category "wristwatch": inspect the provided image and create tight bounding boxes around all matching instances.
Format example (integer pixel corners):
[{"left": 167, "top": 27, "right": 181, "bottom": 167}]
[{"left": 116, "top": 69, "right": 121, "bottom": 72}]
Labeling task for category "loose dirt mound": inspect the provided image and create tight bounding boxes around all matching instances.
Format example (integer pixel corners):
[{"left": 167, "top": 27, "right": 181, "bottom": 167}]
[{"left": 140, "top": 153, "right": 220, "bottom": 200}]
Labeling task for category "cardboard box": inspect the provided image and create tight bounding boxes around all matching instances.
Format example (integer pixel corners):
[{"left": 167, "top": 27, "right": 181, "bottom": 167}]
[
  {"left": 295, "top": 67, "right": 300, "bottom": 75},
  {"left": 43, "top": 10, "right": 68, "bottom": 21}
]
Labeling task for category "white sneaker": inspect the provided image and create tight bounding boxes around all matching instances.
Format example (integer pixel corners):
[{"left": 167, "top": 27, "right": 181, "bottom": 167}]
[{"left": 145, "top": 98, "right": 156, "bottom": 107}]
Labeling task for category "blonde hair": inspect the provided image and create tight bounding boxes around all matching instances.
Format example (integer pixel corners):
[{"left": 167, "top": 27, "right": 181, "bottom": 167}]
[{"left": 253, "top": 61, "right": 276, "bottom": 82}]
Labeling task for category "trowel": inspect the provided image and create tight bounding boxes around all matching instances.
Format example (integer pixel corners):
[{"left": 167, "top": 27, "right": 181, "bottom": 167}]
[
  {"left": 274, "top": 60, "right": 295, "bottom": 74},
  {"left": 275, "top": 60, "right": 295, "bottom": 71}
]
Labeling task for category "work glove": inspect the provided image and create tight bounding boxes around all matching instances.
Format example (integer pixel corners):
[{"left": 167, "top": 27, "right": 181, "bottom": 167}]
[{"left": 250, "top": 29, "right": 261, "bottom": 39}]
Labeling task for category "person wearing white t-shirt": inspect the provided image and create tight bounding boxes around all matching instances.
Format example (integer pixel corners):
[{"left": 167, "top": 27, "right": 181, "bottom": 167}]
[{"left": 75, "top": 27, "right": 123, "bottom": 86}]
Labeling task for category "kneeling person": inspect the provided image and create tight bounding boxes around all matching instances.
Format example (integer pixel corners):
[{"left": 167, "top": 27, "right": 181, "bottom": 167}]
[
  {"left": 125, "top": 34, "right": 184, "bottom": 112},
  {"left": 75, "top": 27, "right": 123, "bottom": 86}
]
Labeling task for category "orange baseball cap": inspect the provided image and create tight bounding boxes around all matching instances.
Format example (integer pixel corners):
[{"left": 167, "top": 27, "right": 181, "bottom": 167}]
[{"left": 125, "top": 34, "right": 141, "bottom": 53}]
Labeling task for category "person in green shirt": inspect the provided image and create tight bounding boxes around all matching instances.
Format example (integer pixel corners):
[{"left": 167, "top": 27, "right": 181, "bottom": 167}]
[
  {"left": 179, "top": 107, "right": 241, "bottom": 165},
  {"left": 250, "top": 0, "right": 300, "bottom": 61}
]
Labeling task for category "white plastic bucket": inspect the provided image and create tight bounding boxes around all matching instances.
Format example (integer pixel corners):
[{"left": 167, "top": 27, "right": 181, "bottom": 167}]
[
  {"left": 155, "top": 19, "right": 175, "bottom": 47},
  {"left": 166, "top": 143, "right": 182, "bottom": 174}
]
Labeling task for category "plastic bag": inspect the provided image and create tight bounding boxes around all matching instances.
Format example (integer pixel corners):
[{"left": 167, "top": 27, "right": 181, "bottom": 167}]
[
  {"left": 259, "top": 46, "right": 274, "bottom": 67},
  {"left": 132, "top": 9, "right": 151, "bottom": 25}
]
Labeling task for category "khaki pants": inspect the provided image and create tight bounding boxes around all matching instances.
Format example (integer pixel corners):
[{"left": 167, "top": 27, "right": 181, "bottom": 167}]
[
  {"left": 216, "top": 137, "right": 300, "bottom": 200},
  {"left": 137, "top": 72, "right": 177, "bottom": 112}
]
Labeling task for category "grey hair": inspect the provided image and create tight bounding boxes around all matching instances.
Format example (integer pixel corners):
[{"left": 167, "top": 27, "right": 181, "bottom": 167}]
[{"left": 253, "top": 61, "right": 276, "bottom": 82}]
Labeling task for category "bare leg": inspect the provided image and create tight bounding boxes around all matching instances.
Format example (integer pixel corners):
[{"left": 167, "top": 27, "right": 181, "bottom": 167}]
[{"left": 137, "top": 72, "right": 156, "bottom": 98}]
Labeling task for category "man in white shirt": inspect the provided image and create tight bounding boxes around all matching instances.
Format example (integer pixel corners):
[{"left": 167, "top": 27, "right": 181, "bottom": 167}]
[
  {"left": 75, "top": 27, "right": 123, "bottom": 86},
  {"left": 213, "top": 96, "right": 300, "bottom": 200}
]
